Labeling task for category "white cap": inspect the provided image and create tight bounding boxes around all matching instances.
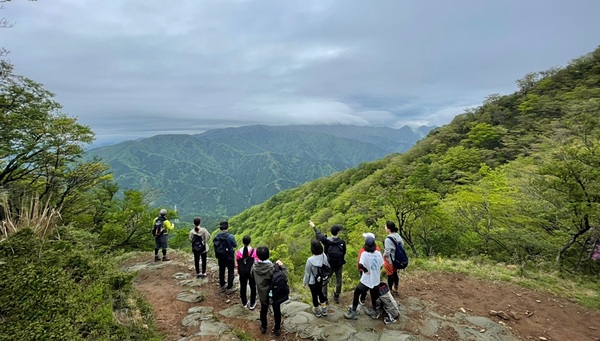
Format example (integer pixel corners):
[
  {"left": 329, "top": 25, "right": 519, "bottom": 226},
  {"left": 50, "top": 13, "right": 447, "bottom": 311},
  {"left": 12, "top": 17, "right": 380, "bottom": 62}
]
[
  {"left": 159, "top": 209, "right": 167, "bottom": 215},
  {"left": 362, "top": 232, "right": 375, "bottom": 239}
]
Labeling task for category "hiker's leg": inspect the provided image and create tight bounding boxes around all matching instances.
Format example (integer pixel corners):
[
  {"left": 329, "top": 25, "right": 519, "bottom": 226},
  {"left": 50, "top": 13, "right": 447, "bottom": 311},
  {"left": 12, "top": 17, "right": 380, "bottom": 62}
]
[
  {"left": 353, "top": 283, "right": 368, "bottom": 309},
  {"left": 162, "top": 234, "right": 169, "bottom": 256},
  {"left": 201, "top": 252, "right": 207, "bottom": 274},
  {"left": 249, "top": 275, "right": 257, "bottom": 305},
  {"left": 308, "top": 284, "right": 320, "bottom": 307},
  {"left": 369, "top": 284, "right": 380, "bottom": 310},
  {"left": 320, "top": 279, "right": 329, "bottom": 303},
  {"left": 387, "top": 272, "right": 395, "bottom": 292},
  {"left": 154, "top": 237, "right": 160, "bottom": 255},
  {"left": 239, "top": 273, "right": 249, "bottom": 305},
  {"left": 273, "top": 302, "right": 282, "bottom": 331},
  {"left": 226, "top": 259, "right": 235, "bottom": 289},
  {"left": 193, "top": 251, "right": 201, "bottom": 274},
  {"left": 334, "top": 265, "right": 343, "bottom": 298},
  {"left": 260, "top": 303, "right": 268, "bottom": 329},
  {"left": 218, "top": 258, "right": 226, "bottom": 288}
]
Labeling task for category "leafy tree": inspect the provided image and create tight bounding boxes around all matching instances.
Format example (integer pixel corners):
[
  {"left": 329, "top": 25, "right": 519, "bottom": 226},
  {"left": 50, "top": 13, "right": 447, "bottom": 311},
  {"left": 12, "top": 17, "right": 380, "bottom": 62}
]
[
  {"left": 0, "top": 71, "right": 107, "bottom": 222},
  {"left": 533, "top": 100, "right": 600, "bottom": 267}
]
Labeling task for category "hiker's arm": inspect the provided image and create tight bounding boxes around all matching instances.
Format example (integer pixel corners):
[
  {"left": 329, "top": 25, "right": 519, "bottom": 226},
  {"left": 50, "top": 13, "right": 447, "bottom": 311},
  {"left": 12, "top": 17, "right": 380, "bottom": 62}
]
[
  {"left": 358, "top": 263, "right": 368, "bottom": 273},
  {"left": 383, "top": 237, "right": 393, "bottom": 262},
  {"left": 309, "top": 221, "right": 327, "bottom": 243},
  {"left": 303, "top": 260, "right": 311, "bottom": 286},
  {"left": 229, "top": 235, "right": 237, "bottom": 248},
  {"left": 164, "top": 220, "right": 174, "bottom": 232}
]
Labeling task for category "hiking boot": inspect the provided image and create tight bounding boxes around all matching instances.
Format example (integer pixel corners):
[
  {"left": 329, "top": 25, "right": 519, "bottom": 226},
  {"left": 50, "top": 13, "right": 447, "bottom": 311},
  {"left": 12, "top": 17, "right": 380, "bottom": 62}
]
[
  {"left": 162, "top": 256, "right": 170, "bottom": 261},
  {"left": 274, "top": 329, "right": 281, "bottom": 336},
  {"left": 344, "top": 308, "right": 358, "bottom": 320},
  {"left": 321, "top": 304, "right": 328, "bottom": 316},
  {"left": 201, "top": 273, "right": 207, "bottom": 278},
  {"left": 225, "top": 286, "right": 237, "bottom": 294},
  {"left": 220, "top": 285, "right": 227, "bottom": 292},
  {"left": 154, "top": 255, "right": 160, "bottom": 262},
  {"left": 312, "top": 307, "right": 322, "bottom": 317},
  {"left": 260, "top": 326, "right": 267, "bottom": 334},
  {"left": 196, "top": 273, "right": 202, "bottom": 279},
  {"left": 249, "top": 302, "right": 257, "bottom": 310},
  {"left": 384, "top": 316, "right": 396, "bottom": 324},
  {"left": 333, "top": 294, "right": 340, "bottom": 304},
  {"left": 365, "top": 308, "right": 380, "bottom": 319}
]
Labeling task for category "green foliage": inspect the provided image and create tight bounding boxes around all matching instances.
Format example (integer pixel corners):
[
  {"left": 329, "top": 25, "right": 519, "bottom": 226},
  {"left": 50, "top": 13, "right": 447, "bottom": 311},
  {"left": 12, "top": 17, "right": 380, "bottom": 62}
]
[
  {"left": 0, "top": 228, "right": 161, "bottom": 340},
  {"left": 229, "top": 46, "right": 600, "bottom": 281}
]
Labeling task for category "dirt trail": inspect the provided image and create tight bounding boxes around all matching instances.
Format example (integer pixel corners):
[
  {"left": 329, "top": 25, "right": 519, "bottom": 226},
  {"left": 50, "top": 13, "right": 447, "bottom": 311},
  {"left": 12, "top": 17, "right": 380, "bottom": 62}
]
[{"left": 121, "top": 251, "right": 600, "bottom": 341}]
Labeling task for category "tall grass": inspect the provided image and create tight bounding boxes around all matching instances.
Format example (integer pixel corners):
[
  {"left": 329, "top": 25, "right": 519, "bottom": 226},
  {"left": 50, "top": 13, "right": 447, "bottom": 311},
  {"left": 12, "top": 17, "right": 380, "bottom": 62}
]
[{"left": 0, "top": 195, "right": 61, "bottom": 242}]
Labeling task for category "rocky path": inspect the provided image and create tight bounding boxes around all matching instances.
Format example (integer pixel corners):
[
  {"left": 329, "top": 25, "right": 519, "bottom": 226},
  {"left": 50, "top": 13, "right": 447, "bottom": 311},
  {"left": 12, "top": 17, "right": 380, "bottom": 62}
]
[{"left": 120, "top": 251, "right": 600, "bottom": 341}]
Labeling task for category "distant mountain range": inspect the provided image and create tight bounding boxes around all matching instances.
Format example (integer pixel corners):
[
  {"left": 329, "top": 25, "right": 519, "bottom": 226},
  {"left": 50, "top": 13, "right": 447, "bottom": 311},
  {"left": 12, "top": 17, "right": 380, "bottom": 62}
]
[{"left": 85, "top": 124, "right": 433, "bottom": 224}]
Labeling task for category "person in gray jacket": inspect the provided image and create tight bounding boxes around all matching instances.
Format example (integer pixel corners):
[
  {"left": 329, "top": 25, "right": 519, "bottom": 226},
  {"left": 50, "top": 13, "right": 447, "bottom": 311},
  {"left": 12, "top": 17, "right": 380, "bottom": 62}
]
[
  {"left": 303, "top": 239, "right": 330, "bottom": 317},
  {"left": 251, "top": 246, "right": 287, "bottom": 337}
]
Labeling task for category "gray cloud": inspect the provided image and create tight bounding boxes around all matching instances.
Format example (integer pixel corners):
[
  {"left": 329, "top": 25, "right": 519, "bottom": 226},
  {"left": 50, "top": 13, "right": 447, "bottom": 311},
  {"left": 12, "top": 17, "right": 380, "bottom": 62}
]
[{"left": 3, "top": 0, "right": 600, "bottom": 145}]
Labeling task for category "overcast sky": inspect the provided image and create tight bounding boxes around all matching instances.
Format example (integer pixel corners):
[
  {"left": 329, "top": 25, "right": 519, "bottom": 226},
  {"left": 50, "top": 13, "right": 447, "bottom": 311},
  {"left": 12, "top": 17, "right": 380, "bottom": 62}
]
[{"left": 3, "top": 0, "right": 600, "bottom": 145}]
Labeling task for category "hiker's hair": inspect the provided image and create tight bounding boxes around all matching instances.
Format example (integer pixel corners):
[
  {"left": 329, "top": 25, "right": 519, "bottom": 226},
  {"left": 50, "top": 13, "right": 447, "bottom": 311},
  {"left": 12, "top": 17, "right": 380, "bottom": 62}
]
[
  {"left": 310, "top": 239, "right": 323, "bottom": 255},
  {"left": 364, "top": 240, "right": 376, "bottom": 253},
  {"left": 330, "top": 224, "right": 342, "bottom": 236},
  {"left": 193, "top": 217, "right": 201, "bottom": 232},
  {"left": 256, "top": 246, "right": 269, "bottom": 261},
  {"left": 386, "top": 220, "right": 398, "bottom": 233},
  {"left": 242, "top": 235, "right": 251, "bottom": 258}
]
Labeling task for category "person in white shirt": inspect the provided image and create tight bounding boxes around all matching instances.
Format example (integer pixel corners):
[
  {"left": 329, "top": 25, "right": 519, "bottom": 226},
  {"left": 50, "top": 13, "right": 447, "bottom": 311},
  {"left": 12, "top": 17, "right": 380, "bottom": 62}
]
[{"left": 344, "top": 236, "right": 383, "bottom": 320}]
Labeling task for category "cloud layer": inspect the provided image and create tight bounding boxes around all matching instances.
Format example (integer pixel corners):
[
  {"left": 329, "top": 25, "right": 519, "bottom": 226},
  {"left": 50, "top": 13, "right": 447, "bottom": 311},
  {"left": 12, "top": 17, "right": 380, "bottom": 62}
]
[{"left": 3, "top": 0, "right": 600, "bottom": 145}]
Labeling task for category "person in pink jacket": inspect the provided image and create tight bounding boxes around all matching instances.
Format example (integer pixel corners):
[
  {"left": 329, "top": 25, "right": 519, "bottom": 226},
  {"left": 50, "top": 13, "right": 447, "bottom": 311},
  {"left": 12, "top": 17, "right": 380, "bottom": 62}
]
[{"left": 235, "top": 235, "right": 260, "bottom": 309}]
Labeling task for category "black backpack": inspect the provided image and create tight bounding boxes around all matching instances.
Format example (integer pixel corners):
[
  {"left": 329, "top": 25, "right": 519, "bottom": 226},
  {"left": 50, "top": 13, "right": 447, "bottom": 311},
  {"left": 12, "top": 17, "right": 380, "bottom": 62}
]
[
  {"left": 270, "top": 263, "right": 289, "bottom": 304},
  {"left": 236, "top": 248, "right": 255, "bottom": 276},
  {"left": 152, "top": 218, "right": 164, "bottom": 237},
  {"left": 326, "top": 238, "right": 345, "bottom": 268},
  {"left": 213, "top": 232, "right": 232, "bottom": 260},
  {"left": 191, "top": 233, "right": 206, "bottom": 253},
  {"left": 387, "top": 236, "right": 409, "bottom": 270},
  {"left": 315, "top": 255, "right": 332, "bottom": 284}
]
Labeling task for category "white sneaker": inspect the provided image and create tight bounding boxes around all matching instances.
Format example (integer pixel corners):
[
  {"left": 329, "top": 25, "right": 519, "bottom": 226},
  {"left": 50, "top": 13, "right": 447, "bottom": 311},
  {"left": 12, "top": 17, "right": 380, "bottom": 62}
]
[
  {"left": 384, "top": 316, "right": 396, "bottom": 324},
  {"left": 249, "top": 302, "right": 257, "bottom": 310}
]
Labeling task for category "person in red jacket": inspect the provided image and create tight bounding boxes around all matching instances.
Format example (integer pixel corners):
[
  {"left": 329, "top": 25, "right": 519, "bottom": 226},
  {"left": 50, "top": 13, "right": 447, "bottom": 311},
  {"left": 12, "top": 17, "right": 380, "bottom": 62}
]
[{"left": 357, "top": 232, "right": 381, "bottom": 304}]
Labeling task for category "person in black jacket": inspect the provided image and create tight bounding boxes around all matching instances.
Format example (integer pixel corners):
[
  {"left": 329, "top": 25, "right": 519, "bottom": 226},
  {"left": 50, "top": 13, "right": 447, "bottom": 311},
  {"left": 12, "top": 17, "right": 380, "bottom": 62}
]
[{"left": 310, "top": 220, "right": 346, "bottom": 304}]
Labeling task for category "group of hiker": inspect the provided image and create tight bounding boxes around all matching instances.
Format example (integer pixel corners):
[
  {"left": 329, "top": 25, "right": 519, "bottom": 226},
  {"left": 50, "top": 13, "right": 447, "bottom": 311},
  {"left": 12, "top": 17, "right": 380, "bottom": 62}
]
[{"left": 151, "top": 209, "right": 407, "bottom": 336}]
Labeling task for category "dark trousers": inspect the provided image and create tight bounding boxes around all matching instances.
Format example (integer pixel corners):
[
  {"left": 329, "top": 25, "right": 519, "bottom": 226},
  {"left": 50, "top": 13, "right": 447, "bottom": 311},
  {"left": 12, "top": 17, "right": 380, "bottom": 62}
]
[
  {"left": 193, "top": 251, "right": 207, "bottom": 274},
  {"left": 322, "top": 265, "right": 343, "bottom": 299},
  {"left": 388, "top": 271, "right": 399, "bottom": 291},
  {"left": 260, "top": 302, "right": 281, "bottom": 331},
  {"left": 239, "top": 272, "right": 257, "bottom": 306},
  {"left": 309, "top": 283, "right": 327, "bottom": 307},
  {"left": 351, "top": 282, "right": 379, "bottom": 310},
  {"left": 218, "top": 257, "right": 235, "bottom": 288},
  {"left": 154, "top": 235, "right": 168, "bottom": 255}
]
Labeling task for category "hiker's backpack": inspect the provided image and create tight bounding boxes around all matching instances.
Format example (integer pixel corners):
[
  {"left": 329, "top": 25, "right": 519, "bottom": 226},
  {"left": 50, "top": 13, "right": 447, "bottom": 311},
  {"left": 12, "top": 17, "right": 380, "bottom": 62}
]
[
  {"left": 237, "top": 248, "right": 255, "bottom": 276},
  {"left": 213, "top": 233, "right": 232, "bottom": 260},
  {"left": 315, "top": 255, "right": 332, "bottom": 284},
  {"left": 377, "top": 282, "right": 400, "bottom": 319},
  {"left": 191, "top": 234, "right": 206, "bottom": 253},
  {"left": 326, "top": 238, "right": 345, "bottom": 268},
  {"left": 387, "top": 236, "right": 409, "bottom": 270},
  {"left": 270, "top": 263, "right": 289, "bottom": 304},
  {"left": 152, "top": 218, "right": 164, "bottom": 237}
]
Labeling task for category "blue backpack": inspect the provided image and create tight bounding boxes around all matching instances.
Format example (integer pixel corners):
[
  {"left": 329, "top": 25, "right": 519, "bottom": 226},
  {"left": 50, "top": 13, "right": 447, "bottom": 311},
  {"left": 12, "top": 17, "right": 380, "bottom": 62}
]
[{"left": 387, "top": 236, "right": 408, "bottom": 269}]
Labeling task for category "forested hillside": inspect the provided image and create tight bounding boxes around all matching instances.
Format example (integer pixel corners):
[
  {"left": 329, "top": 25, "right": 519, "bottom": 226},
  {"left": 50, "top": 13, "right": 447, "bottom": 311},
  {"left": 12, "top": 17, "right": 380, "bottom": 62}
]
[
  {"left": 229, "top": 47, "right": 600, "bottom": 283},
  {"left": 85, "top": 124, "right": 431, "bottom": 225}
]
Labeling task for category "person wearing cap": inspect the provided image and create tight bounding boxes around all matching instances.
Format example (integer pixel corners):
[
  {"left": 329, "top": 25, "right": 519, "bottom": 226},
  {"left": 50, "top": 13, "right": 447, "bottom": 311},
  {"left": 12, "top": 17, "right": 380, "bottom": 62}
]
[
  {"left": 384, "top": 220, "right": 404, "bottom": 295},
  {"left": 344, "top": 235, "right": 383, "bottom": 320},
  {"left": 153, "top": 208, "right": 174, "bottom": 261},
  {"left": 357, "top": 232, "right": 381, "bottom": 305},
  {"left": 310, "top": 221, "right": 346, "bottom": 304}
]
